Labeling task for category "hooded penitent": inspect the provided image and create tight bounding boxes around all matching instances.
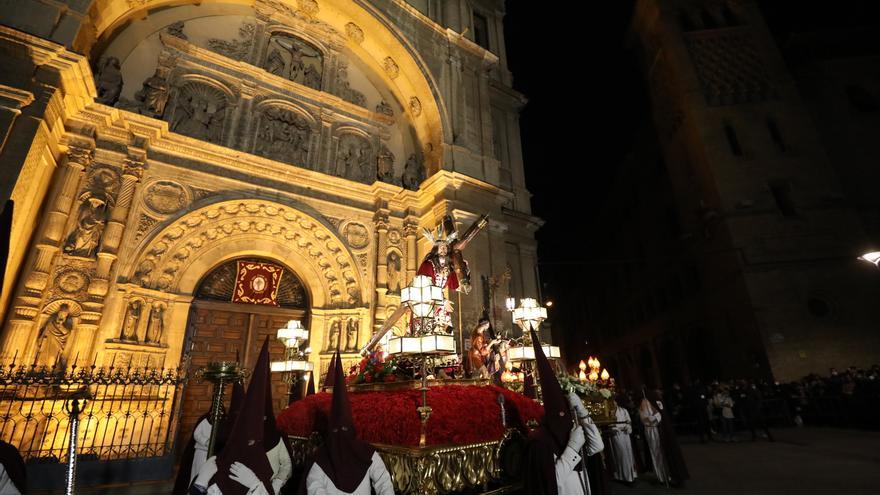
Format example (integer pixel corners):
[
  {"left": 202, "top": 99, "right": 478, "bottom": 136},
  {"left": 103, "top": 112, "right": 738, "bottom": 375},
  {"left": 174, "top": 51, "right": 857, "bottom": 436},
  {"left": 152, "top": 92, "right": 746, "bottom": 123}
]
[
  {"left": 172, "top": 375, "right": 246, "bottom": 494},
  {"left": 647, "top": 390, "right": 689, "bottom": 483},
  {"left": 212, "top": 337, "right": 275, "bottom": 495},
  {"left": 523, "top": 328, "right": 575, "bottom": 495},
  {"left": 312, "top": 351, "right": 375, "bottom": 492},
  {"left": 0, "top": 440, "right": 25, "bottom": 495}
]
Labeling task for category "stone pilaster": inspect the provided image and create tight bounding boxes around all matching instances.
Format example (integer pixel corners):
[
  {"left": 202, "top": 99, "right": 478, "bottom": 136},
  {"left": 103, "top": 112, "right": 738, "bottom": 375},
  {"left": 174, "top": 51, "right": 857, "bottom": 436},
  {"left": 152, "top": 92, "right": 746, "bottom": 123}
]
[{"left": 404, "top": 217, "right": 420, "bottom": 282}]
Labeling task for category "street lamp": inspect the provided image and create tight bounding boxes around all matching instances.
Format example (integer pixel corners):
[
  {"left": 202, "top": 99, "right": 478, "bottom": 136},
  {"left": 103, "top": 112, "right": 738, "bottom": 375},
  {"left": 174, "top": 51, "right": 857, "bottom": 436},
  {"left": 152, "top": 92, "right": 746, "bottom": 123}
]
[
  {"left": 857, "top": 251, "right": 880, "bottom": 267},
  {"left": 270, "top": 320, "right": 313, "bottom": 401},
  {"left": 388, "top": 275, "right": 455, "bottom": 447}
]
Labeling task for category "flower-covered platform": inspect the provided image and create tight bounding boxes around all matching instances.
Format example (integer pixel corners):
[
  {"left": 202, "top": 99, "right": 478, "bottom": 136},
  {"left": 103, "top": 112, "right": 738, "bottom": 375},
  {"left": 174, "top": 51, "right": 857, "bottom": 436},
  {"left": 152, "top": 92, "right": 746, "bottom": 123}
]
[{"left": 277, "top": 382, "right": 544, "bottom": 494}]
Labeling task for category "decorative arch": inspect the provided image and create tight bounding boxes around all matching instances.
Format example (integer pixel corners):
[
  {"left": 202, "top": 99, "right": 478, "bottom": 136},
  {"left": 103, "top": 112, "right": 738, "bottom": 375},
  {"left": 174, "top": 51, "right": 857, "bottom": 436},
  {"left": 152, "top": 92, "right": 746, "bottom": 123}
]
[
  {"left": 127, "top": 199, "right": 364, "bottom": 308},
  {"left": 87, "top": 0, "right": 447, "bottom": 167}
]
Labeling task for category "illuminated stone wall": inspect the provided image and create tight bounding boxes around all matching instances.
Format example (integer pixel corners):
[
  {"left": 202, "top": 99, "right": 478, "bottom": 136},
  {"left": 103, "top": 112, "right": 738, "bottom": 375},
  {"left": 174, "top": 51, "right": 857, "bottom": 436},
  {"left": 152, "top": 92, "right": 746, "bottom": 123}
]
[{"left": 0, "top": 1, "right": 539, "bottom": 381}]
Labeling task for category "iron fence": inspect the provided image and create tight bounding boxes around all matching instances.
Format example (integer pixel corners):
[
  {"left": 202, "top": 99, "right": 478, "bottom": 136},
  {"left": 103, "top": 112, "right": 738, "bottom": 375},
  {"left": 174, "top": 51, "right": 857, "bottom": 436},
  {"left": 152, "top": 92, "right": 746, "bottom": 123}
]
[{"left": 0, "top": 362, "right": 185, "bottom": 462}]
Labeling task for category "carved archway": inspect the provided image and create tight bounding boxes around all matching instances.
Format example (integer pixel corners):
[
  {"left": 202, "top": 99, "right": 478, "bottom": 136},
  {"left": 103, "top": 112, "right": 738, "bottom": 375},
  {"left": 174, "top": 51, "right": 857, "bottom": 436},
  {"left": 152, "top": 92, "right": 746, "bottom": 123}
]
[{"left": 127, "top": 199, "right": 364, "bottom": 308}]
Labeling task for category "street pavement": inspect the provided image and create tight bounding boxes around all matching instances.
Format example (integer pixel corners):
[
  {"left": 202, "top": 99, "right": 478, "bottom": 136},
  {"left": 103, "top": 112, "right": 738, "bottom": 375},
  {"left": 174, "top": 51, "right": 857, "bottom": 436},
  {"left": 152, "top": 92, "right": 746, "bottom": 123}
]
[
  {"left": 611, "top": 427, "right": 880, "bottom": 495},
  {"left": 75, "top": 427, "right": 880, "bottom": 494}
]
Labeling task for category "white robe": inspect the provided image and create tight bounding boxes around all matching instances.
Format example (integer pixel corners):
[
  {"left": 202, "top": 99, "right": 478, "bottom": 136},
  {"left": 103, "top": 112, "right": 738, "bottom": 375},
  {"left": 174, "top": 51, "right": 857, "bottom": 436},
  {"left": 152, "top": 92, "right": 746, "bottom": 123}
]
[
  {"left": 306, "top": 451, "right": 394, "bottom": 495},
  {"left": 609, "top": 407, "right": 637, "bottom": 482},
  {"left": 556, "top": 420, "right": 604, "bottom": 495},
  {"left": 191, "top": 417, "right": 212, "bottom": 484},
  {"left": 640, "top": 406, "right": 668, "bottom": 483},
  {"left": 0, "top": 465, "right": 21, "bottom": 495},
  {"left": 196, "top": 438, "right": 293, "bottom": 494}
]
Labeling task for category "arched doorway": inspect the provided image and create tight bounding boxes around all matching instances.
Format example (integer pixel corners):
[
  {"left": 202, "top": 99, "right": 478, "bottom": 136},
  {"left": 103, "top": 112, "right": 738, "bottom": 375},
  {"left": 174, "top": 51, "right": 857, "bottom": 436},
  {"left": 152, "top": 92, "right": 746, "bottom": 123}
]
[{"left": 177, "top": 257, "right": 310, "bottom": 449}]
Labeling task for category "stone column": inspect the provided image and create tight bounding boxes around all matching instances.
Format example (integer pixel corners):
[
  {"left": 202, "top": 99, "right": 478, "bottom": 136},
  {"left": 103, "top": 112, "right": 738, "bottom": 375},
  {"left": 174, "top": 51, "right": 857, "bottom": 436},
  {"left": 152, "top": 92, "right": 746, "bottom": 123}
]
[
  {"left": 374, "top": 210, "right": 390, "bottom": 288},
  {"left": 404, "top": 217, "right": 419, "bottom": 282},
  {"left": 2, "top": 141, "right": 91, "bottom": 357}
]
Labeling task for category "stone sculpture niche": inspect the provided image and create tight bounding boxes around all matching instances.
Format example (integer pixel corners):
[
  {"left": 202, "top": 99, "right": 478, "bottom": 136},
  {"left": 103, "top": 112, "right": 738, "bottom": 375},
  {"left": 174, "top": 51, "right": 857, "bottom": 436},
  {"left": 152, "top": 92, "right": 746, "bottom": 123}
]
[
  {"left": 95, "top": 57, "right": 123, "bottom": 106},
  {"left": 254, "top": 106, "right": 312, "bottom": 166},
  {"left": 119, "top": 299, "right": 143, "bottom": 342},
  {"left": 335, "top": 134, "right": 374, "bottom": 184},
  {"left": 168, "top": 82, "right": 228, "bottom": 144},
  {"left": 345, "top": 318, "right": 359, "bottom": 351},
  {"left": 144, "top": 302, "right": 166, "bottom": 345},
  {"left": 327, "top": 319, "right": 341, "bottom": 351},
  {"left": 63, "top": 167, "right": 120, "bottom": 258},
  {"left": 387, "top": 251, "right": 402, "bottom": 295},
  {"left": 402, "top": 153, "right": 426, "bottom": 191},
  {"left": 264, "top": 33, "right": 323, "bottom": 90}
]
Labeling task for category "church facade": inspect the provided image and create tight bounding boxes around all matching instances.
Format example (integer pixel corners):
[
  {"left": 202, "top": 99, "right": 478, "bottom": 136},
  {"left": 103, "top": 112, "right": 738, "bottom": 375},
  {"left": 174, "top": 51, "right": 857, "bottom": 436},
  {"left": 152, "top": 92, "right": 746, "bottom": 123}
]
[{"left": 0, "top": 0, "right": 539, "bottom": 438}]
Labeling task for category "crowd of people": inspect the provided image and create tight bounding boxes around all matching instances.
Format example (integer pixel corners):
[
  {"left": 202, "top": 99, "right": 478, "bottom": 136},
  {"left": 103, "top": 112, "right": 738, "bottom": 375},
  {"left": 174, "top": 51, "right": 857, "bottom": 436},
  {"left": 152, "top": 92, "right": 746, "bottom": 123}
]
[{"left": 617, "top": 364, "right": 880, "bottom": 443}]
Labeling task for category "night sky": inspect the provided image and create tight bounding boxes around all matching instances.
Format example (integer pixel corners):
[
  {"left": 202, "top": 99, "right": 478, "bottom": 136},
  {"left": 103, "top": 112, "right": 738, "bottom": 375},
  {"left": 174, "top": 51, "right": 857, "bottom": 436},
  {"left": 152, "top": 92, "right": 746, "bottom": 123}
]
[{"left": 502, "top": 0, "right": 878, "bottom": 353}]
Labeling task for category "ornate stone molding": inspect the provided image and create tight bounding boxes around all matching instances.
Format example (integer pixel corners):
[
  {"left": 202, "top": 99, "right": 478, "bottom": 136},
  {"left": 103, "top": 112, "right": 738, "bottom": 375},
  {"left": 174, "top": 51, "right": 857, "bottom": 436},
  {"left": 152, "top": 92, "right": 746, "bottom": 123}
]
[{"left": 130, "top": 200, "right": 362, "bottom": 306}]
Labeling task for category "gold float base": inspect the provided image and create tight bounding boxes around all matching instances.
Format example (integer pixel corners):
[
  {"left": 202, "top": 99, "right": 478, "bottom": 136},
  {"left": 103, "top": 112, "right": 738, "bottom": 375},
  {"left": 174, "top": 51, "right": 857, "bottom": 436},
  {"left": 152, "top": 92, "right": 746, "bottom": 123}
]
[{"left": 290, "top": 430, "right": 519, "bottom": 495}]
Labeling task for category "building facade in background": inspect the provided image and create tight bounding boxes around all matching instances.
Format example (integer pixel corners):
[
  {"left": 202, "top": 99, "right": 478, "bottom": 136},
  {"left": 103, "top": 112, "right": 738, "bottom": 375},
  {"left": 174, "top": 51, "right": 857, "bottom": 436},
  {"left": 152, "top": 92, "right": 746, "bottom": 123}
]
[{"left": 577, "top": 0, "right": 880, "bottom": 386}]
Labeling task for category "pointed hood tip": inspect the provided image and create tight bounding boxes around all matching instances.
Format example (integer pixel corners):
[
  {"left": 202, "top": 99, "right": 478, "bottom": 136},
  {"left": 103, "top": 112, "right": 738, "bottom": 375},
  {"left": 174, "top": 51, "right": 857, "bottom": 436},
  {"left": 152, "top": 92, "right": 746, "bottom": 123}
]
[{"left": 530, "top": 328, "right": 572, "bottom": 456}]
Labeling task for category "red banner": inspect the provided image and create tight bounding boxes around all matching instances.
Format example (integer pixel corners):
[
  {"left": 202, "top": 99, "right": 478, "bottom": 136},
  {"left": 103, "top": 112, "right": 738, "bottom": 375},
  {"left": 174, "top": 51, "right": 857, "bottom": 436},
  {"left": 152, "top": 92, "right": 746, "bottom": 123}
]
[{"left": 232, "top": 260, "right": 284, "bottom": 306}]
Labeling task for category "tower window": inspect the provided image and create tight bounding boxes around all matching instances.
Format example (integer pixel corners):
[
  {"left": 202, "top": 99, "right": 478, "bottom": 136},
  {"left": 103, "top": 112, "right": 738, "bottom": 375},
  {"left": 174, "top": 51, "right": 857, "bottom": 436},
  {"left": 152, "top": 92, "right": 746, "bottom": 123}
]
[
  {"left": 473, "top": 12, "right": 490, "bottom": 50},
  {"left": 769, "top": 181, "right": 797, "bottom": 217},
  {"left": 767, "top": 117, "right": 786, "bottom": 152},
  {"left": 724, "top": 123, "right": 743, "bottom": 156}
]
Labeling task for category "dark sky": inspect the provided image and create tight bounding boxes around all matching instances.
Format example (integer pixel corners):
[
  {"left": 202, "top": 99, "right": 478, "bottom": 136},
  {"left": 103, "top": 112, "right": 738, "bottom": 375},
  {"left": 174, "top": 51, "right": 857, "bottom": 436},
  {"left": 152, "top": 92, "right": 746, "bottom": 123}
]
[{"left": 504, "top": 1, "right": 644, "bottom": 266}]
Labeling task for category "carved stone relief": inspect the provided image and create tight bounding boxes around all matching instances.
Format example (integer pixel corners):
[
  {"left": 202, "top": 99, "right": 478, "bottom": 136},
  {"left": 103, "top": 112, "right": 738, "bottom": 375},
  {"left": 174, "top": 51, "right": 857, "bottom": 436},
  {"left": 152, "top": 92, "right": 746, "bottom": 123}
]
[
  {"left": 166, "top": 21, "right": 187, "bottom": 40},
  {"left": 168, "top": 82, "right": 228, "bottom": 144},
  {"left": 265, "top": 33, "right": 324, "bottom": 90},
  {"left": 54, "top": 269, "right": 89, "bottom": 295},
  {"left": 335, "top": 61, "right": 366, "bottom": 107},
  {"left": 376, "top": 144, "right": 396, "bottom": 185},
  {"left": 345, "top": 22, "right": 364, "bottom": 44},
  {"left": 343, "top": 222, "right": 370, "bottom": 250},
  {"left": 132, "top": 201, "right": 360, "bottom": 304},
  {"left": 208, "top": 22, "right": 256, "bottom": 61},
  {"left": 144, "top": 181, "right": 188, "bottom": 215},
  {"left": 254, "top": 106, "right": 312, "bottom": 165},
  {"left": 119, "top": 299, "right": 143, "bottom": 342},
  {"left": 401, "top": 153, "right": 426, "bottom": 191},
  {"left": 376, "top": 100, "right": 394, "bottom": 117},
  {"left": 144, "top": 301, "right": 166, "bottom": 344},
  {"left": 327, "top": 318, "right": 341, "bottom": 351},
  {"left": 95, "top": 57, "right": 123, "bottom": 106},
  {"left": 134, "top": 214, "right": 160, "bottom": 243},
  {"left": 345, "top": 318, "right": 359, "bottom": 351},
  {"left": 297, "top": 0, "right": 319, "bottom": 17},
  {"left": 383, "top": 57, "right": 399, "bottom": 80},
  {"left": 35, "top": 300, "right": 81, "bottom": 367},
  {"left": 334, "top": 133, "right": 374, "bottom": 183},
  {"left": 387, "top": 229, "right": 401, "bottom": 245},
  {"left": 134, "top": 67, "right": 171, "bottom": 118},
  {"left": 387, "top": 251, "right": 402, "bottom": 295},
  {"left": 63, "top": 167, "right": 120, "bottom": 258},
  {"left": 409, "top": 97, "right": 422, "bottom": 117}
]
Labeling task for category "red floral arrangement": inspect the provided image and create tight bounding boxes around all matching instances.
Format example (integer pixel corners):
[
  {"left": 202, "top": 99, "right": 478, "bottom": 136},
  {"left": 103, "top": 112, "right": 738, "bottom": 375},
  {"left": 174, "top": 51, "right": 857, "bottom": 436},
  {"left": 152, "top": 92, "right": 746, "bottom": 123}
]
[
  {"left": 347, "top": 350, "right": 399, "bottom": 384},
  {"left": 276, "top": 384, "right": 545, "bottom": 447}
]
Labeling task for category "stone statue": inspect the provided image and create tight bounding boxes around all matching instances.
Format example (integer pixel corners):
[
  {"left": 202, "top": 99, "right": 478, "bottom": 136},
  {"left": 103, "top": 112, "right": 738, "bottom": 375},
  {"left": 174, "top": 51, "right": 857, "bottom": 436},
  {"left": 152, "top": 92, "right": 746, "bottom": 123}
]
[
  {"left": 144, "top": 302, "right": 165, "bottom": 344},
  {"left": 376, "top": 100, "right": 394, "bottom": 117},
  {"left": 345, "top": 318, "right": 359, "bottom": 351},
  {"left": 387, "top": 251, "right": 401, "bottom": 295},
  {"left": 266, "top": 48, "right": 285, "bottom": 76},
  {"left": 95, "top": 57, "right": 123, "bottom": 106},
  {"left": 377, "top": 145, "right": 395, "bottom": 184},
  {"left": 119, "top": 300, "right": 142, "bottom": 342},
  {"left": 134, "top": 67, "right": 170, "bottom": 118},
  {"left": 255, "top": 107, "right": 311, "bottom": 165},
  {"left": 327, "top": 319, "right": 341, "bottom": 351},
  {"left": 36, "top": 304, "right": 75, "bottom": 367},
  {"left": 64, "top": 195, "right": 109, "bottom": 258},
  {"left": 303, "top": 65, "right": 322, "bottom": 89},
  {"left": 402, "top": 154, "right": 426, "bottom": 191},
  {"left": 172, "top": 94, "right": 225, "bottom": 143},
  {"left": 356, "top": 143, "right": 374, "bottom": 183},
  {"left": 166, "top": 21, "right": 187, "bottom": 40}
]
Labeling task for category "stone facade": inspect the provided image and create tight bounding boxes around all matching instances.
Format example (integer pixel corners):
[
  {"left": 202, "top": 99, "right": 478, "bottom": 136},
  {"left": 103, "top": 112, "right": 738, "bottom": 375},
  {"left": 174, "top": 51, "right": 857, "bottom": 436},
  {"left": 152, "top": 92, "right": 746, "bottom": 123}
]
[
  {"left": 575, "top": 0, "right": 880, "bottom": 385},
  {"left": 0, "top": 0, "right": 540, "bottom": 378}
]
